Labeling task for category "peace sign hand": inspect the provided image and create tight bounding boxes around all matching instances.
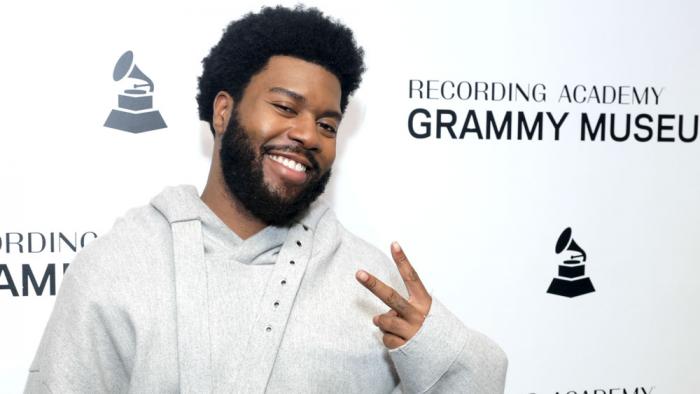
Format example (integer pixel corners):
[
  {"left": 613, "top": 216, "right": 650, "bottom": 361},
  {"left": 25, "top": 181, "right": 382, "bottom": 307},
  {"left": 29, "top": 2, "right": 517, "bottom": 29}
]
[{"left": 356, "top": 242, "right": 433, "bottom": 349}]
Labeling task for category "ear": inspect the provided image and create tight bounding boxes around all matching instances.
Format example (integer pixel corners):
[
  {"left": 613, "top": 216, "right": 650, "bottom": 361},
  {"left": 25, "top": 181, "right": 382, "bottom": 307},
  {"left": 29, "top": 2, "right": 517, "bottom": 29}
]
[{"left": 212, "top": 91, "right": 234, "bottom": 136}]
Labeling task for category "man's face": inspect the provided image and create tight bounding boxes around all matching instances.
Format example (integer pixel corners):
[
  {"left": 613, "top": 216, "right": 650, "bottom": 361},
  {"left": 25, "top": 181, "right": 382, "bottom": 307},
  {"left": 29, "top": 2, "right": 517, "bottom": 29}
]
[{"left": 219, "top": 55, "right": 342, "bottom": 225}]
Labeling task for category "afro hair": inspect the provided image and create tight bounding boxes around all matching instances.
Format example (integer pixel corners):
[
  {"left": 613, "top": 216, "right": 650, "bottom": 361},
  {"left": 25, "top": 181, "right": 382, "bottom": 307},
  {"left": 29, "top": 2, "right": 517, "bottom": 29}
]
[{"left": 197, "top": 5, "right": 366, "bottom": 134}]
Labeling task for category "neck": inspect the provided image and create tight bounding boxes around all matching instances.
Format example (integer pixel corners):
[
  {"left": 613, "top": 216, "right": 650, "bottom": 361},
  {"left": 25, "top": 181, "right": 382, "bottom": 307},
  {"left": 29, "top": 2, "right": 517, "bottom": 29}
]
[{"left": 200, "top": 154, "right": 266, "bottom": 240}]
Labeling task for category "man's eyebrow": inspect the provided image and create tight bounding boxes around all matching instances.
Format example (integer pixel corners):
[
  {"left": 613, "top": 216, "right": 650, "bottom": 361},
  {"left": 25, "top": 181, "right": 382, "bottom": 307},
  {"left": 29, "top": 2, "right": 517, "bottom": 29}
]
[
  {"left": 269, "top": 87, "right": 306, "bottom": 102},
  {"left": 269, "top": 87, "right": 342, "bottom": 121},
  {"left": 318, "top": 110, "right": 343, "bottom": 122}
]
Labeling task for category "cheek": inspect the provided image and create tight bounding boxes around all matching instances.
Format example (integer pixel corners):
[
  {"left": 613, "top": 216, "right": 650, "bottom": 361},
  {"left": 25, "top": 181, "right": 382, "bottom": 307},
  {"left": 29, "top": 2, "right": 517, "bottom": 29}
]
[
  {"left": 239, "top": 105, "right": 281, "bottom": 142},
  {"left": 321, "top": 141, "right": 337, "bottom": 168},
  {"left": 248, "top": 122, "right": 278, "bottom": 144}
]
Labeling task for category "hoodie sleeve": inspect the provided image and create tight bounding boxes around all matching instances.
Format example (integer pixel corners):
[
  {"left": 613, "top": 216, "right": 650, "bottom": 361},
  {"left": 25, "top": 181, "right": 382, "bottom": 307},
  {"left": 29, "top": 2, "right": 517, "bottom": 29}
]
[
  {"left": 24, "top": 240, "right": 132, "bottom": 393},
  {"left": 387, "top": 297, "right": 508, "bottom": 394}
]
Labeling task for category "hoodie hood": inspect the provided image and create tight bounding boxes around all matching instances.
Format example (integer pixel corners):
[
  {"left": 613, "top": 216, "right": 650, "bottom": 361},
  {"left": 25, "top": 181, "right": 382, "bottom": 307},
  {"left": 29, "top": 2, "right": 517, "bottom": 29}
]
[{"left": 149, "top": 185, "right": 332, "bottom": 265}]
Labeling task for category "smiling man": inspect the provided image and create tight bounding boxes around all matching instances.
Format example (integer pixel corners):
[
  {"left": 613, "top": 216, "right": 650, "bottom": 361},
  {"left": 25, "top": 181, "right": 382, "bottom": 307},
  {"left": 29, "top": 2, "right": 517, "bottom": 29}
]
[{"left": 25, "top": 6, "right": 507, "bottom": 393}]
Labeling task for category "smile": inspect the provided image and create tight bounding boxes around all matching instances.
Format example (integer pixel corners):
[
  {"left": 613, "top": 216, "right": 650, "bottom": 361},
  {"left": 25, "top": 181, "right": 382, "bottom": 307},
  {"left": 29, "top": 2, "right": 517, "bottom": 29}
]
[{"left": 267, "top": 154, "right": 307, "bottom": 173}]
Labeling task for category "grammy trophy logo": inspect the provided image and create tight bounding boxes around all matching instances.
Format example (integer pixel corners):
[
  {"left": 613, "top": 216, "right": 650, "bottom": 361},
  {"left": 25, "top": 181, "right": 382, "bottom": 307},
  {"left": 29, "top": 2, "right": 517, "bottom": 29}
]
[
  {"left": 546, "top": 227, "right": 595, "bottom": 298},
  {"left": 104, "top": 50, "right": 167, "bottom": 133}
]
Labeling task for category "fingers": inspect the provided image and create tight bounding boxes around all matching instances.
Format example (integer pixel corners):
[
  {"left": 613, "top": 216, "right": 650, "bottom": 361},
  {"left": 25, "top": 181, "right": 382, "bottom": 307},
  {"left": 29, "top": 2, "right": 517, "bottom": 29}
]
[
  {"left": 390, "top": 242, "right": 430, "bottom": 303},
  {"left": 373, "top": 311, "right": 418, "bottom": 340},
  {"left": 357, "top": 242, "right": 433, "bottom": 348},
  {"left": 381, "top": 333, "right": 406, "bottom": 349},
  {"left": 373, "top": 310, "right": 399, "bottom": 333},
  {"left": 356, "top": 270, "right": 423, "bottom": 323}
]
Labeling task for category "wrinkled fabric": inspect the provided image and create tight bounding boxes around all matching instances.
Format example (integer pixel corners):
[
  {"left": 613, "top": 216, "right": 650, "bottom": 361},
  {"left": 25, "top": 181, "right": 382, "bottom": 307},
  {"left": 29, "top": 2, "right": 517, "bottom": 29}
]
[{"left": 25, "top": 185, "right": 507, "bottom": 393}]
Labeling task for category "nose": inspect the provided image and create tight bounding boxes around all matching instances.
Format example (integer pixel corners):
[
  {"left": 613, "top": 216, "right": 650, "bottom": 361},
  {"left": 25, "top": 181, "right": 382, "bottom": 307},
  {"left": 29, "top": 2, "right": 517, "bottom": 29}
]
[{"left": 287, "top": 114, "right": 320, "bottom": 151}]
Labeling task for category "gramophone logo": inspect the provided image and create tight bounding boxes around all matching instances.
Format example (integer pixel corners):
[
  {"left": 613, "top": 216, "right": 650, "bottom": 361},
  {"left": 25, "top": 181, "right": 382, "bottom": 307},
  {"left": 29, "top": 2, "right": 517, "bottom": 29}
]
[
  {"left": 546, "top": 227, "right": 595, "bottom": 298},
  {"left": 104, "top": 50, "right": 167, "bottom": 133}
]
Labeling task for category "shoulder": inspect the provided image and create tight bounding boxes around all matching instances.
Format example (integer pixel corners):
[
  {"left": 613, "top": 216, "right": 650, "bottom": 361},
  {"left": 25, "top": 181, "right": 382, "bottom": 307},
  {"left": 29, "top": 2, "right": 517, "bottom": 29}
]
[
  {"left": 315, "top": 207, "right": 405, "bottom": 292},
  {"left": 339, "top": 225, "right": 387, "bottom": 268},
  {"left": 64, "top": 202, "right": 171, "bottom": 297},
  {"left": 313, "top": 205, "right": 385, "bottom": 262},
  {"left": 77, "top": 203, "right": 169, "bottom": 263}
]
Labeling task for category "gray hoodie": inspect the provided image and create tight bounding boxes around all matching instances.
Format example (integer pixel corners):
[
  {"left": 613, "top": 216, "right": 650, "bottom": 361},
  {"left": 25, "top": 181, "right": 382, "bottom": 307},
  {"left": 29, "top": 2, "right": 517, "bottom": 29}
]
[{"left": 25, "top": 185, "right": 507, "bottom": 393}]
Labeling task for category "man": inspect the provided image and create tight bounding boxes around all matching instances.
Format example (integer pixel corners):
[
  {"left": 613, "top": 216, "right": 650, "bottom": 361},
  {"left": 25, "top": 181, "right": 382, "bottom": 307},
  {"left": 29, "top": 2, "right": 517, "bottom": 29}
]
[{"left": 25, "top": 6, "right": 507, "bottom": 393}]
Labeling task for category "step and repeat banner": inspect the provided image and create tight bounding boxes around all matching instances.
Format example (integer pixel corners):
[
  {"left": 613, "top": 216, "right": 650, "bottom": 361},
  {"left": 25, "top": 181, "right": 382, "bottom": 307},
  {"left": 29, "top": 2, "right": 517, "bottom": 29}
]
[{"left": 1, "top": 0, "right": 698, "bottom": 392}]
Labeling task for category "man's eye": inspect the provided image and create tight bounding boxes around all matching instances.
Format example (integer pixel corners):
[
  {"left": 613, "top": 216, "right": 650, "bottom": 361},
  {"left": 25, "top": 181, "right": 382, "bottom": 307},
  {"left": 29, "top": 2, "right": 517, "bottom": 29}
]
[
  {"left": 318, "top": 122, "right": 337, "bottom": 134},
  {"left": 273, "top": 103, "right": 296, "bottom": 114}
]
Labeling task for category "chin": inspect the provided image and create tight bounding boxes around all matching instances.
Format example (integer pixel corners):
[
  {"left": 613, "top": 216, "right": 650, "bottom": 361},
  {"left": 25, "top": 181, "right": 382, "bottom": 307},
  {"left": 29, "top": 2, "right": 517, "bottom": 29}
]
[{"left": 264, "top": 182, "right": 304, "bottom": 202}]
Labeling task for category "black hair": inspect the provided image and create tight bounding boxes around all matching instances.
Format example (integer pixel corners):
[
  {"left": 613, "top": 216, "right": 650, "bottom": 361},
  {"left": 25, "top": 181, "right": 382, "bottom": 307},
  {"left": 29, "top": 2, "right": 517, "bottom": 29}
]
[{"left": 197, "top": 5, "right": 366, "bottom": 134}]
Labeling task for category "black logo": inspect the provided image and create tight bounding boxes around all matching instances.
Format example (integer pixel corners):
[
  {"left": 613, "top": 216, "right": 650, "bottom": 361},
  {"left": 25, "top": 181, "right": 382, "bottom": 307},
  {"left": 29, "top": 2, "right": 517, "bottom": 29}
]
[
  {"left": 546, "top": 227, "right": 595, "bottom": 298},
  {"left": 104, "top": 50, "right": 167, "bottom": 133}
]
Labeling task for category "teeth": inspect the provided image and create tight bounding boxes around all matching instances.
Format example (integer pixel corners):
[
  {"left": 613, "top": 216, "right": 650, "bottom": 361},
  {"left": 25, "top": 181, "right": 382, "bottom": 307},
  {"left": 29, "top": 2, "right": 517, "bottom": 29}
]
[{"left": 269, "top": 154, "right": 307, "bottom": 173}]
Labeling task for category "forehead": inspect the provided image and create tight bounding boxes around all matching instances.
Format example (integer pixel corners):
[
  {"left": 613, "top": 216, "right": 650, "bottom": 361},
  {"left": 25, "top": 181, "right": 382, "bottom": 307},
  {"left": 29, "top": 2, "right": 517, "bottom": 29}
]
[{"left": 242, "top": 55, "right": 342, "bottom": 110}]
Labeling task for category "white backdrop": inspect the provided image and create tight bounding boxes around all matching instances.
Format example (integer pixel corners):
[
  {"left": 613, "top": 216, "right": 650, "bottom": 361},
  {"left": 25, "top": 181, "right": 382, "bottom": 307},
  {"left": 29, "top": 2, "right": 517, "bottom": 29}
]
[{"left": 1, "top": 1, "right": 699, "bottom": 392}]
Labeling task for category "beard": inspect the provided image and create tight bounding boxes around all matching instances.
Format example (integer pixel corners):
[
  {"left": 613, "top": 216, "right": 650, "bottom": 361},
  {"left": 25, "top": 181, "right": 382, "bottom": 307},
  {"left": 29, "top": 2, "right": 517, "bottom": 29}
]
[{"left": 219, "top": 109, "right": 332, "bottom": 226}]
